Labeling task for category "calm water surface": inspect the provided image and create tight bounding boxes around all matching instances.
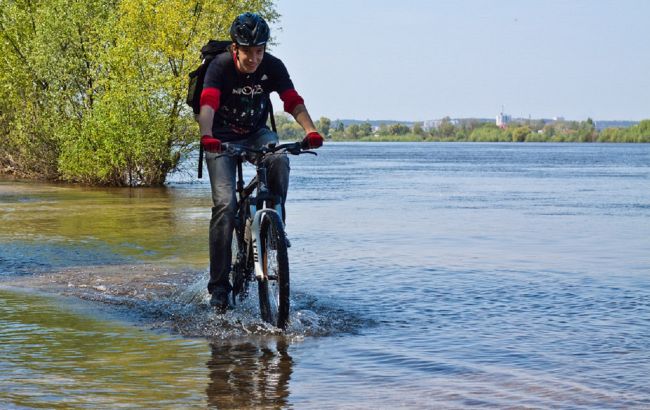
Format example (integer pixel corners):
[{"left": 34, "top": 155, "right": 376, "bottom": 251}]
[{"left": 1, "top": 142, "right": 650, "bottom": 408}]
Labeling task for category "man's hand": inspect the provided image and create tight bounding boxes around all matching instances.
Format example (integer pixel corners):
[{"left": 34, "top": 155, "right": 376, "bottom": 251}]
[
  {"left": 302, "top": 132, "right": 324, "bottom": 149},
  {"left": 201, "top": 135, "right": 222, "bottom": 153}
]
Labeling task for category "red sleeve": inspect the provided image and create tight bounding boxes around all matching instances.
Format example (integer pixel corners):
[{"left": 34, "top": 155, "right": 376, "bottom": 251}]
[
  {"left": 279, "top": 89, "right": 304, "bottom": 114},
  {"left": 200, "top": 87, "right": 220, "bottom": 111}
]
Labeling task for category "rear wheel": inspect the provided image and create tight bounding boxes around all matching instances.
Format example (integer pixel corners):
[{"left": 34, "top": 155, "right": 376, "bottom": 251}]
[{"left": 258, "top": 212, "right": 290, "bottom": 329}]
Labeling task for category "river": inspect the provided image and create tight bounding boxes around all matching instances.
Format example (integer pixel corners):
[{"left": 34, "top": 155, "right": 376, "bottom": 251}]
[{"left": 1, "top": 142, "right": 649, "bottom": 408}]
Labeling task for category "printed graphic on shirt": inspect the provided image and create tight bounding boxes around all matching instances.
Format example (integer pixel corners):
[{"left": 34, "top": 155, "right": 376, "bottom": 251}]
[
  {"left": 204, "top": 52, "right": 294, "bottom": 136},
  {"left": 232, "top": 85, "right": 264, "bottom": 96},
  {"left": 219, "top": 83, "right": 267, "bottom": 133}
]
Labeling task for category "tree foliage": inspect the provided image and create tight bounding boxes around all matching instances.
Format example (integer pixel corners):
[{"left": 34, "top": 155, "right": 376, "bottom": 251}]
[
  {"left": 316, "top": 116, "right": 330, "bottom": 137},
  {"left": 274, "top": 112, "right": 303, "bottom": 140},
  {"left": 1, "top": 0, "right": 277, "bottom": 185}
]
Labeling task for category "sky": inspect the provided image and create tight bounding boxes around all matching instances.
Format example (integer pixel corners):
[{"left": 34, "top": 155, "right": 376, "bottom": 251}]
[{"left": 267, "top": 0, "right": 650, "bottom": 122}]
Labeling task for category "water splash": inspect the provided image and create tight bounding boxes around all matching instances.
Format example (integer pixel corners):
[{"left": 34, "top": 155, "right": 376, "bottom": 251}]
[{"left": 140, "top": 271, "right": 366, "bottom": 339}]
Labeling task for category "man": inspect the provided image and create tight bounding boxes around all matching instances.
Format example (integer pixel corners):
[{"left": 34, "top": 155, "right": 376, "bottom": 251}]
[{"left": 197, "top": 12, "right": 324, "bottom": 310}]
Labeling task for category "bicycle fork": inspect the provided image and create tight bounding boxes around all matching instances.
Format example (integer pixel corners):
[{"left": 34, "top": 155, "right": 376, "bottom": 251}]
[{"left": 250, "top": 205, "right": 283, "bottom": 280}]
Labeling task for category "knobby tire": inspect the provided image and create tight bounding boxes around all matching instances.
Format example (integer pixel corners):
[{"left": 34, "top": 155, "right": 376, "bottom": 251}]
[{"left": 258, "top": 212, "right": 290, "bottom": 329}]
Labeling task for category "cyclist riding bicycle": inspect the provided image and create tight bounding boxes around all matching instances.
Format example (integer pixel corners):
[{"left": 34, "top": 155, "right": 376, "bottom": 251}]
[{"left": 197, "top": 12, "right": 324, "bottom": 311}]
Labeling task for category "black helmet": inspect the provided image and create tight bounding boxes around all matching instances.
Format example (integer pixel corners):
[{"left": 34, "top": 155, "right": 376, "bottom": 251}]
[{"left": 230, "top": 13, "right": 270, "bottom": 46}]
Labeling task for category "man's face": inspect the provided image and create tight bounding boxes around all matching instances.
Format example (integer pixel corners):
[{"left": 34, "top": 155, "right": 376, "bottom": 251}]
[{"left": 235, "top": 45, "right": 265, "bottom": 73}]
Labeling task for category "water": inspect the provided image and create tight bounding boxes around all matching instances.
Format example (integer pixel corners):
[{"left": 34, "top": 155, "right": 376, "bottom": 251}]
[{"left": 1, "top": 142, "right": 649, "bottom": 408}]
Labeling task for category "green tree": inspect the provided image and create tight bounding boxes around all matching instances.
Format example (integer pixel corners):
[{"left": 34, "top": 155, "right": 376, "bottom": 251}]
[
  {"left": 346, "top": 124, "right": 360, "bottom": 139},
  {"left": 388, "top": 123, "right": 409, "bottom": 135},
  {"left": 577, "top": 118, "right": 596, "bottom": 142},
  {"left": 316, "top": 116, "right": 331, "bottom": 137},
  {"left": 0, "top": 0, "right": 278, "bottom": 185},
  {"left": 413, "top": 122, "right": 425, "bottom": 136},
  {"left": 377, "top": 123, "right": 389, "bottom": 136},
  {"left": 639, "top": 119, "right": 650, "bottom": 134},
  {"left": 359, "top": 122, "right": 373, "bottom": 137},
  {"left": 469, "top": 125, "right": 503, "bottom": 142},
  {"left": 512, "top": 126, "right": 531, "bottom": 142},
  {"left": 437, "top": 117, "right": 455, "bottom": 139},
  {"left": 274, "top": 112, "right": 302, "bottom": 140},
  {"left": 455, "top": 129, "right": 468, "bottom": 141},
  {"left": 542, "top": 124, "right": 556, "bottom": 138},
  {"left": 637, "top": 120, "right": 650, "bottom": 142}
]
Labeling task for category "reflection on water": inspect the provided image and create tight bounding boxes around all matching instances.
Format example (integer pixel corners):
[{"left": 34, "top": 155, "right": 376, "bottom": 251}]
[{"left": 206, "top": 339, "right": 292, "bottom": 409}]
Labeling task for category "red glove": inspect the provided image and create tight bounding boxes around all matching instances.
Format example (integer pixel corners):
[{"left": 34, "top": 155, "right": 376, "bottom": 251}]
[
  {"left": 302, "top": 132, "right": 324, "bottom": 149},
  {"left": 201, "top": 135, "right": 222, "bottom": 153}
]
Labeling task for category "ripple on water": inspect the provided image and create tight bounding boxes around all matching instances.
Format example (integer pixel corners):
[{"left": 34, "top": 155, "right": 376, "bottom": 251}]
[{"left": 0, "top": 289, "right": 212, "bottom": 408}]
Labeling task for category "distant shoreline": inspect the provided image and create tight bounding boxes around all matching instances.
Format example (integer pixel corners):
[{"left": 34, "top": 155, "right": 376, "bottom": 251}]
[{"left": 275, "top": 115, "right": 650, "bottom": 143}]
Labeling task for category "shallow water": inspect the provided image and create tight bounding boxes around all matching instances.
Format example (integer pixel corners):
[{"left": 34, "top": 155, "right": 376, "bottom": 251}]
[
  {"left": 0, "top": 289, "right": 212, "bottom": 408},
  {"left": 1, "top": 142, "right": 650, "bottom": 408}
]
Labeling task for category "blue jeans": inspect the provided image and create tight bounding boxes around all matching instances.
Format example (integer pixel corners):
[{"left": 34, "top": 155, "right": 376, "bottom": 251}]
[{"left": 205, "top": 128, "right": 290, "bottom": 295}]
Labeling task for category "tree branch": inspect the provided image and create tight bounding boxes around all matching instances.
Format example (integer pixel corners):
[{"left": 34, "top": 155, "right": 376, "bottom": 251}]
[{"left": 76, "top": 23, "right": 94, "bottom": 108}]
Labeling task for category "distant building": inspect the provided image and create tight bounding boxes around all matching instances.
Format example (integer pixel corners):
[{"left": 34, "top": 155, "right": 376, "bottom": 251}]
[
  {"left": 423, "top": 120, "right": 438, "bottom": 130},
  {"left": 496, "top": 112, "right": 511, "bottom": 128},
  {"left": 424, "top": 118, "right": 460, "bottom": 130}
]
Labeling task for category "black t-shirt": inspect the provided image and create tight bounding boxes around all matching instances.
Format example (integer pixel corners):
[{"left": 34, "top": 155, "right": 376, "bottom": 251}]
[{"left": 203, "top": 51, "right": 295, "bottom": 140}]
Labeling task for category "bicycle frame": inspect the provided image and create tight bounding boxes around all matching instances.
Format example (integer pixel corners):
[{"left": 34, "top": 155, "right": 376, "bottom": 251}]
[
  {"left": 227, "top": 142, "right": 315, "bottom": 306},
  {"left": 237, "top": 154, "right": 283, "bottom": 281}
]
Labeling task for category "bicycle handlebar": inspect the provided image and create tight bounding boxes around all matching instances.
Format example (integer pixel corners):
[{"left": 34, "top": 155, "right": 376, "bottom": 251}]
[{"left": 221, "top": 141, "right": 317, "bottom": 157}]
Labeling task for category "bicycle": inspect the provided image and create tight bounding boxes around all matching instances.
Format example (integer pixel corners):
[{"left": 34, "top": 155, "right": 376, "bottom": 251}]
[{"left": 226, "top": 141, "right": 316, "bottom": 329}]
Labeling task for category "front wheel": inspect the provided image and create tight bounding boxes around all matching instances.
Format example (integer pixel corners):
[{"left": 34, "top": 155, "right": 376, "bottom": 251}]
[{"left": 257, "top": 212, "right": 290, "bottom": 329}]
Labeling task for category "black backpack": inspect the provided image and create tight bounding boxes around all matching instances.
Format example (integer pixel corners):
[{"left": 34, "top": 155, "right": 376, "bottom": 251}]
[{"left": 186, "top": 40, "right": 231, "bottom": 114}]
